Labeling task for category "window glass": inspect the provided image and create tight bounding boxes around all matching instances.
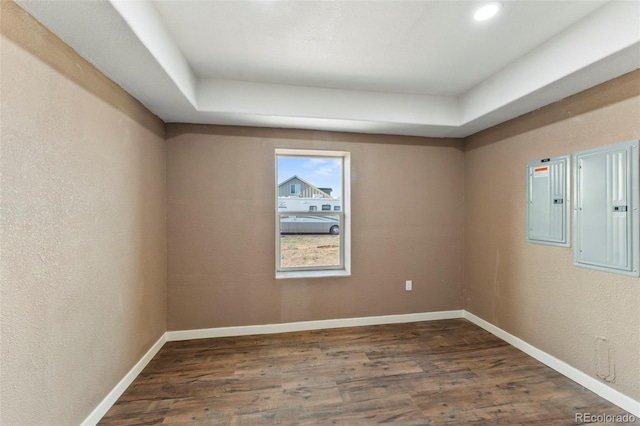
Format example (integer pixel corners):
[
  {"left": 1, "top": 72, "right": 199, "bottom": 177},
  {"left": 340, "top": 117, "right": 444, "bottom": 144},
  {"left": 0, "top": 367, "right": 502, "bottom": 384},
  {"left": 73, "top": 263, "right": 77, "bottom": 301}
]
[{"left": 276, "top": 150, "right": 350, "bottom": 277}]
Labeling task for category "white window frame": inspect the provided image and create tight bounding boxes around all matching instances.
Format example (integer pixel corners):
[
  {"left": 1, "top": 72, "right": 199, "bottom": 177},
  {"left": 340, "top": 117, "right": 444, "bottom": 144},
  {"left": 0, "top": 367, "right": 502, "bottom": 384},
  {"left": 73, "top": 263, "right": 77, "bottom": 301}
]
[{"left": 275, "top": 149, "right": 351, "bottom": 279}]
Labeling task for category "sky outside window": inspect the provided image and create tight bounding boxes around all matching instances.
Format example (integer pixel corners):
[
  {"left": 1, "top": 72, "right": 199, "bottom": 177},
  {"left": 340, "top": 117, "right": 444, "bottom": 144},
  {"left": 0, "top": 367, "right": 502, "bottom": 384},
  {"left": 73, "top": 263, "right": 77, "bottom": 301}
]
[{"left": 278, "top": 156, "right": 342, "bottom": 198}]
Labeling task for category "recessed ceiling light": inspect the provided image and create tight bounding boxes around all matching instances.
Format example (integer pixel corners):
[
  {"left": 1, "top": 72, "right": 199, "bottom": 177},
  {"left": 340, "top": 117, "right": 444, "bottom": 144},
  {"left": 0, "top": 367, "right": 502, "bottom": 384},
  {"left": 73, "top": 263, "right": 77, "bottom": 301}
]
[{"left": 474, "top": 2, "right": 502, "bottom": 21}]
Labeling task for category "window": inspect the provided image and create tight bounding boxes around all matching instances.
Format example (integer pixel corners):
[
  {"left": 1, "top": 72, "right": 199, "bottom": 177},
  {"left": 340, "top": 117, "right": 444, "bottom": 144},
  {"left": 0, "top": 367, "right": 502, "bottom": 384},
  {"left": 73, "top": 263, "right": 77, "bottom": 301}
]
[{"left": 276, "top": 149, "right": 351, "bottom": 278}]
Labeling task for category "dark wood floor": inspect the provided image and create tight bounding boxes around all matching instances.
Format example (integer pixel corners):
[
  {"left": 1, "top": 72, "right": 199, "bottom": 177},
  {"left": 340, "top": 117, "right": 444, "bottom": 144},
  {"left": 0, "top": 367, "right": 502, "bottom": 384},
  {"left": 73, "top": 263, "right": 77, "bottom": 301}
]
[{"left": 100, "top": 319, "right": 635, "bottom": 425}]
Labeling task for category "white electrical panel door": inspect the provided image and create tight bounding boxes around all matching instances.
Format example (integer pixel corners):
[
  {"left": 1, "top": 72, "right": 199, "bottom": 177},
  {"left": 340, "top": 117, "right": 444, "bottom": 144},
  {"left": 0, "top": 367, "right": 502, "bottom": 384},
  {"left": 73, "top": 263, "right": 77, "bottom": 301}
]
[
  {"left": 574, "top": 140, "right": 639, "bottom": 277},
  {"left": 526, "top": 156, "right": 570, "bottom": 246}
]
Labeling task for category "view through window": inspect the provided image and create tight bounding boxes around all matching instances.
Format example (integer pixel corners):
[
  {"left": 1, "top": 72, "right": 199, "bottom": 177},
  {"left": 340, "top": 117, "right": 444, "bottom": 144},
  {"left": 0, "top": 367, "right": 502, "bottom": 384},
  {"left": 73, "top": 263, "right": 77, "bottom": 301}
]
[{"left": 276, "top": 150, "right": 349, "bottom": 275}]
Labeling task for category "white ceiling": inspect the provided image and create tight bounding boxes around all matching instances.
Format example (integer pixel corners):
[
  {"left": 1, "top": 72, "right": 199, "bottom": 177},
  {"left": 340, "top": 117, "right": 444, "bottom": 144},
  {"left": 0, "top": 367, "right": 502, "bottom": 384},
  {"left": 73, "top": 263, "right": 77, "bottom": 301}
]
[{"left": 15, "top": 0, "right": 640, "bottom": 138}]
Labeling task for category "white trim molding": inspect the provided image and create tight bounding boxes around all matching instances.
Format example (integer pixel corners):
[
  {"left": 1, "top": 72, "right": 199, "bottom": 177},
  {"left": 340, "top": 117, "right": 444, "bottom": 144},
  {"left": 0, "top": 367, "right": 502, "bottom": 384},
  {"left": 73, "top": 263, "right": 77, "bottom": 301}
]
[
  {"left": 463, "top": 311, "right": 640, "bottom": 418},
  {"left": 81, "top": 333, "right": 167, "bottom": 426},
  {"left": 166, "top": 310, "right": 464, "bottom": 342}
]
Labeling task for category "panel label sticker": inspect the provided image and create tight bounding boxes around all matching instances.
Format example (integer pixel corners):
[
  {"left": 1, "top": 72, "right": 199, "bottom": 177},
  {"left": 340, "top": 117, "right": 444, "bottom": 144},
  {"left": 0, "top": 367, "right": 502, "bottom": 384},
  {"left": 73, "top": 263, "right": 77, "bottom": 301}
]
[{"left": 533, "top": 166, "right": 549, "bottom": 178}]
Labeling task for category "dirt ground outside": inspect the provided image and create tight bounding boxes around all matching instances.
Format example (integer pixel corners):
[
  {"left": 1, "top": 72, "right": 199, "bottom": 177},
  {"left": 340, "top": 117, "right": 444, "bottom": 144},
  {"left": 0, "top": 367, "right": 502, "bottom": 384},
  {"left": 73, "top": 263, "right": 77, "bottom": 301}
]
[{"left": 280, "top": 234, "right": 340, "bottom": 267}]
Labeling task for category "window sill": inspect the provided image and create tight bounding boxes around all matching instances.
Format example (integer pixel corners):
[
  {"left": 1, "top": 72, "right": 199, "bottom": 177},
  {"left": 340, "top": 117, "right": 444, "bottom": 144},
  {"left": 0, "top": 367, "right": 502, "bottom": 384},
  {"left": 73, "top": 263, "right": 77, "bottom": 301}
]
[{"left": 276, "top": 269, "right": 351, "bottom": 280}]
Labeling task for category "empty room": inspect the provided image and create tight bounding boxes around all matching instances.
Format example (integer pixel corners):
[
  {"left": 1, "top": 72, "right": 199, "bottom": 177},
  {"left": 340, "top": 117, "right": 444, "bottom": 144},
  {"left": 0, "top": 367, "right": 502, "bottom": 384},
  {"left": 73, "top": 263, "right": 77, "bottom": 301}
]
[{"left": 1, "top": 0, "right": 639, "bottom": 424}]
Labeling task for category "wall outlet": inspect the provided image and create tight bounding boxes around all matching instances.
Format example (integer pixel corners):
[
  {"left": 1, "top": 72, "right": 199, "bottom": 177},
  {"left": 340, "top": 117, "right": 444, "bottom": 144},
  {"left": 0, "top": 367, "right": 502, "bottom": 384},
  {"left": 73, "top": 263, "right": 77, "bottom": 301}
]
[{"left": 405, "top": 280, "right": 412, "bottom": 291}]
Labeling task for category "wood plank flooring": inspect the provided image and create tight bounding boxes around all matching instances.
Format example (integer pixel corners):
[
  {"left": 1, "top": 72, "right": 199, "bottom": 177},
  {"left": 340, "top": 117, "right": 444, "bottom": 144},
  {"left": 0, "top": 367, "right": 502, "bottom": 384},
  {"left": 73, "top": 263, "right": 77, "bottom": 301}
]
[{"left": 99, "top": 319, "right": 636, "bottom": 425}]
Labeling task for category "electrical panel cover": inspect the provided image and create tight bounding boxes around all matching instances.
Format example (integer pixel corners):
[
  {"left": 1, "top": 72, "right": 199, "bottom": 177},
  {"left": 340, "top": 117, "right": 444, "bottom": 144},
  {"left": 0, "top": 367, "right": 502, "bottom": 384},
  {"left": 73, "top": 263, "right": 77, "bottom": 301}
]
[
  {"left": 526, "top": 155, "right": 570, "bottom": 247},
  {"left": 573, "top": 140, "right": 639, "bottom": 277}
]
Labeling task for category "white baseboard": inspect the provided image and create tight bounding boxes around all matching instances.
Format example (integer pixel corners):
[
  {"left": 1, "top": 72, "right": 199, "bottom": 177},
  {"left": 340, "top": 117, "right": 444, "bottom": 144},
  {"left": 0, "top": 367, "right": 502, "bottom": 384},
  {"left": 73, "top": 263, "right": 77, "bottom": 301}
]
[
  {"left": 84, "top": 310, "right": 639, "bottom": 424},
  {"left": 463, "top": 311, "right": 640, "bottom": 417},
  {"left": 81, "top": 333, "right": 167, "bottom": 426},
  {"left": 166, "top": 310, "right": 464, "bottom": 342}
]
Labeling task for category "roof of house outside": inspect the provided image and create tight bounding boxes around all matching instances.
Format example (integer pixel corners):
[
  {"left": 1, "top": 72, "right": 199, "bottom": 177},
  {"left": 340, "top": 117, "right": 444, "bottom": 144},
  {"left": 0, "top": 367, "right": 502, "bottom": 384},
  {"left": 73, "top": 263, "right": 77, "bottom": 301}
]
[{"left": 278, "top": 175, "right": 332, "bottom": 198}]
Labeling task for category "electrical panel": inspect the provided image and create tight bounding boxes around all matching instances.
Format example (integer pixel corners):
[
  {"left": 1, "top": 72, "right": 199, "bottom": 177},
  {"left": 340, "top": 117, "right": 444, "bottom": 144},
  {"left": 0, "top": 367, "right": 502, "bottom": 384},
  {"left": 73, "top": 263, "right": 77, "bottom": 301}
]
[
  {"left": 526, "top": 155, "right": 570, "bottom": 247},
  {"left": 573, "top": 140, "right": 639, "bottom": 277}
]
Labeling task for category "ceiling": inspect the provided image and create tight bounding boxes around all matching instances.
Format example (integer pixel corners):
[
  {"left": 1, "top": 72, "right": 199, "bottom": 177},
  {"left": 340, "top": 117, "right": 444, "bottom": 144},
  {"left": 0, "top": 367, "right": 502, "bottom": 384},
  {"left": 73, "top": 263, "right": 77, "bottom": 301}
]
[{"left": 15, "top": 0, "right": 640, "bottom": 138}]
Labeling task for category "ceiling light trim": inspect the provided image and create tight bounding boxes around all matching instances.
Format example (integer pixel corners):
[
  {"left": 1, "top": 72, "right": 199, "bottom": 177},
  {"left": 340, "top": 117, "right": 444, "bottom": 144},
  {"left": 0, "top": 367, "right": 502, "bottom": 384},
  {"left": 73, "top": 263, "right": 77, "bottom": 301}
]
[{"left": 474, "top": 2, "right": 502, "bottom": 22}]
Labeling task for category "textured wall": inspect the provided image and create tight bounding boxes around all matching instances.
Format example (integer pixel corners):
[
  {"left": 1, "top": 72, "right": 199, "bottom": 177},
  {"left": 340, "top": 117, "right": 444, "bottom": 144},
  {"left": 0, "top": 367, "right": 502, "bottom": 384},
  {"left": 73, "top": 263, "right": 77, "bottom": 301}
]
[
  {"left": 166, "top": 125, "right": 464, "bottom": 330},
  {"left": 464, "top": 70, "right": 640, "bottom": 400},
  {"left": 3, "top": 0, "right": 638, "bottom": 421},
  {"left": 0, "top": 2, "right": 167, "bottom": 425}
]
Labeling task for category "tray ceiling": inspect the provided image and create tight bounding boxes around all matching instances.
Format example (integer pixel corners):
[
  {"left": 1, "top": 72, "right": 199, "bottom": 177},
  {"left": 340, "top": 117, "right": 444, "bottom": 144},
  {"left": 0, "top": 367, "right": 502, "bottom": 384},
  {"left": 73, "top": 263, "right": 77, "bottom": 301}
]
[{"left": 15, "top": 0, "right": 640, "bottom": 138}]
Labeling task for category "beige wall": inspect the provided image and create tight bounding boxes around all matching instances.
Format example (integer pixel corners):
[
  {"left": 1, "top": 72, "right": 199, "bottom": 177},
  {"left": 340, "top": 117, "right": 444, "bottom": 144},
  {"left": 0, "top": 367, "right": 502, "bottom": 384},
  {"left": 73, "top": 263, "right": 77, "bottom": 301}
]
[
  {"left": 3, "top": 0, "right": 639, "bottom": 421},
  {"left": 464, "top": 70, "right": 640, "bottom": 400},
  {"left": 0, "top": 2, "right": 167, "bottom": 425},
  {"left": 166, "top": 125, "right": 464, "bottom": 330}
]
